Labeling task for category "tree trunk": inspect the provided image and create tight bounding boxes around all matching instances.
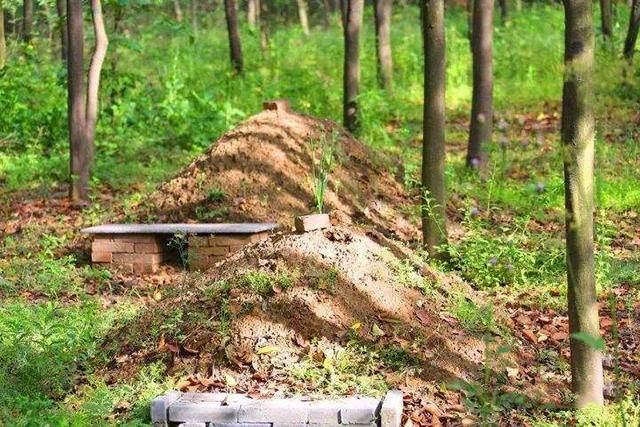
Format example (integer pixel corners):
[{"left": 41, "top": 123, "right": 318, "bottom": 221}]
[
  {"left": 42, "top": 0, "right": 54, "bottom": 41},
  {"left": 373, "top": 0, "right": 393, "bottom": 93},
  {"left": 247, "top": 0, "right": 257, "bottom": 27},
  {"left": 67, "top": 0, "right": 88, "bottom": 203},
  {"left": 623, "top": 0, "right": 640, "bottom": 60},
  {"left": 224, "top": 0, "right": 243, "bottom": 73},
  {"left": 600, "top": 0, "right": 612, "bottom": 39},
  {"left": 296, "top": 0, "right": 310, "bottom": 36},
  {"left": 467, "top": 0, "right": 494, "bottom": 167},
  {"left": 421, "top": 0, "right": 447, "bottom": 254},
  {"left": 174, "top": 0, "right": 183, "bottom": 22},
  {"left": 340, "top": 0, "right": 348, "bottom": 28},
  {"left": 191, "top": 0, "right": 198, "bottom": 33},
  {"left": 56, "top": 0, "right": 68, "bottom": 61},
  {"left": 322, "top": 0, "right": 331, "bottom": 28},
  {"left": 498, "top": 0, "right": 508, "bottom": 22},
  {"left": 343, "top": 0, "right": 364, "bottom": 133},
  {"left": 66, "top": 0, "right": 108, "bottom": 205},
  {"left": 0, "top": 0, "right": 5, "bottom": 69},
  {"left": 561, "top": 0, "right": 604, "bottom": 409},
  {"left": 22, "top": 0, "right": 33, "bottom": 43}
]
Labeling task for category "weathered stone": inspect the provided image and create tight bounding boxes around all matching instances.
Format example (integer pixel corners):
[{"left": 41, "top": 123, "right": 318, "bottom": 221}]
[
  {"left": 380, "top": 390, "right": 403, "bottom": 427},
  {"left": 211, "top": 234, "right": 252, "bottom": 246},
  {"left": 82, "top": 223, "right": 279, "bottom": 235},
  {"left": 133, "top": 262, "right": 160, "bottom": 274},
  {"left": 294, "top": 214, "right": 331, "bottom": 233},
  {"left": 308, "top": 400, "right": 341, "bottom": 424},
  {"left": 112, "top": 253, "right": 163, "bottom": 264},
  {"left": 135, "top": 242, "right": 165, "bottom": 253},
  {"left": 189, "top": 236, "right": 210, "bottom": 247},
  {"left": 151, "top": 391, "right": 182, "bottom": 427},
  {"left": 91, "top": 251, "right": 112, "bottom": 263},
  {"left": 177, "top": 423, "right": 208, "bottom": 427},
  {"left": 238, "top": 399, "right": 309, "bottom": 423},
  {"left": 338, "top": 397, "right": 381, "bottom": 425}
]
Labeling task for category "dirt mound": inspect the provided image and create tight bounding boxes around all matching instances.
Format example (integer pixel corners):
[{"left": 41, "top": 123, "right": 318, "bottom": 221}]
[
  {"left": 106, "top": 227, "right": 493, "bottom": 392},
  {"left": 133, "top": 109, "right": 418, "bottom": 241}
]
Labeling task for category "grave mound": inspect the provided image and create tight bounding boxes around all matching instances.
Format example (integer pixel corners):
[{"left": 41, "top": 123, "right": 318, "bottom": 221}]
[{"left": 132, "top": 107, "right": 418, "bottom": 241}]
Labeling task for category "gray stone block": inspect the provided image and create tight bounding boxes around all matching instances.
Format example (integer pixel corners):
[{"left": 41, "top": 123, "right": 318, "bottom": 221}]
[
  {"left": 178, "top": 423, "right": 208, "bottom": 427},
  {"left": 238, "top": 399, "right": 309, "bottom": 423},
  {"left": 169, "top": 401, "right": 231, "bottom": 423},
  {"left": 211, "top": 424, "right": 272, "bottom": 427},
  {"left": 307, "top": 400, "right": 342, "bottom": 424},
  {"left": 338, "top": 397, "right": 381, "bottom": 425},
  {"left": 380, "top": 390, "right": 403, "bottom": 427},
  {"left": 151, "top": 391, "right": 182, "bottom": 427}
]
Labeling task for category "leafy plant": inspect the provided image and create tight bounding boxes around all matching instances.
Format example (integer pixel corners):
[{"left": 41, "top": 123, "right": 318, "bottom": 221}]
[{"left": 309, "top": 127, "right": 340, "bottom": 213}]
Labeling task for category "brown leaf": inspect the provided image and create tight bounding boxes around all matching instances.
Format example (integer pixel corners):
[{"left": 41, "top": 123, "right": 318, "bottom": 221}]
[
  {"left": 415, "top": 309, "right": 431, "bottom": 325},
  {"left": 522, "top": 329, "right": 537, "bottom": 343}
]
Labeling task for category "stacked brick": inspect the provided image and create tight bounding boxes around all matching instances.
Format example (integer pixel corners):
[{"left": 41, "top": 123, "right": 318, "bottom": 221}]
[
  {"left": 151, "top": 391, "right": 403, "bottom": 427},
  {"left": 91, "top": 234, "right": 169, "bottom": 274},
  {"left": 188, "top": 232, "right": 269, "bottom": 271}
]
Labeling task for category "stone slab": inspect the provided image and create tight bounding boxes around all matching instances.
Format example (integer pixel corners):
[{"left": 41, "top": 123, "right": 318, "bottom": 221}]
[
  {"left": 338, "top": 397, "right": 381, "bottom": 425},
  {"left": 238, "top": 399, "right": 309, "bottom": 423},
  {"left": 82, "top": 223, "right": 279, "bottom": 235},
  {"left": 294, "top": 214, "right": 331, "bottom": 233},
  {"left": 380, "top": 390, "right": 403, "bottom": 427},
  {"left": 151, "top": 390, "right": 182, "bottom": 427}
]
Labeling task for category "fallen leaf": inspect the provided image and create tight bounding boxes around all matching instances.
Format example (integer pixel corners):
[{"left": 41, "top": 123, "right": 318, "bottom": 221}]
[
  {"left": 256, "top": 345, "right": 279, "bottom": 355},
  {"left": 372, "top": 324, "right": 385, "bottom": 338},
  {"left": 224, "top": 373, "right": 238, "bottom": 387}
]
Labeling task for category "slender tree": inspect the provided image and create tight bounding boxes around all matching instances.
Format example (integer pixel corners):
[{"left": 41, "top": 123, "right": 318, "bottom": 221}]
[
  {"left": 421, "top": 0, "right": 447, "bottom": 254},
  {"left": 247, "top": 0, "right": 257, "bottom": 27},
  {"left": 466, "top": 0, "right": 494, "bottom": 167},
  {"left": 343, "top": 0, "right": 364, "bottom": 132},
  {"left": 373, "top": 0, "right": 393, "bottom": 93},
  {"left": 22, "top": 0, "right": 33, "bottom": 42},
  {"left": 173, "top": 0, "right": 183, "bottom": 22},
  {"left": 561, "top": 0, "right": 604, "bottom": 408},
  {"left": 498, "top": 0, "right": 508, "bottom": 22},
  {"left": 56, "top": 0, "right": 68, "bottom": 60},
  {"left": 296, "top": 0, "right": 310, "bottom": 36},
  {"left": 623, "top": 0, "right": 640, "bottom": 61},
  {"left": 600, "top": 0, "right": 612, "bottom": 39},
  {"left": 224, "top": 0, "right": 242, "bottom": 73},
  {"left": 0, "top": 0, "right": 5, "bottom": 69},
  {"left": 190, "top": 0, "right": 198, "bottom": 33},
  {"left": 66, "top": 0, "right": 108, "bottom": 204}
]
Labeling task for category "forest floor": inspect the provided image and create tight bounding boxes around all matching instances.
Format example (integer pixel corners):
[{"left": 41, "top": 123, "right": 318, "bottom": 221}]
[{"left": 1, "top": 4, "right": 640, "bottom": 427}]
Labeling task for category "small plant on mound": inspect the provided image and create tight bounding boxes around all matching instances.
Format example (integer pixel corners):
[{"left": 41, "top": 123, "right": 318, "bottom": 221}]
[
  {"left": 309, "top": 127, "right": 341, "bottom": 213},
  {"left": 237, "top": 268, "right": 298, "bottom": 297}
]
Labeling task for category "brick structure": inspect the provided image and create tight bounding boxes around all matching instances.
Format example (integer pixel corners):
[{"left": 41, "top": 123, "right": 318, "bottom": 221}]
[
  {"left": 151, "top": 391, "right": 403, "bottom": 427},
  {"left": 82, "top": 223, "right": 278, "bottom": 274}
]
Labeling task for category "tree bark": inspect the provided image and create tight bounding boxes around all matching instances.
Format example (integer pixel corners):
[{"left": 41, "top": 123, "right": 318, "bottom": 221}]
[
  {"left": 466, "top": 0, "right": 493, "bottom": 167},
  {"left": 600, "top": 0, "right": 612, "bottom": 39},
  {"left": 297, "top": 0, "right": 310, "bottom": 36},
  {"left": 623, "top": 0, "right": 640, "bottom": 60},
  {"left": 322, "top": 0, "right": 331, "bottom": 28},
  {"left": 561, "top": 0, "right": 604, "bottom": 409},
  {"left": 191, "top": 0, "right": 198, "bottom": 33},
  {"left": 373, "top": 0, "right": 393, "bottom": 93},
  {"left": 42, "top": 0, "right": 54, "bottom": 41},
  {"left": 343, "top": 0, "right": 364, "bottom": 133},
  {"left": 0, "top": 0, "right": 5, "bottom": 69},
  {"left": 66, "top": 0, "right": 108, "bottom": 204},
  {"left": 498, "top": 0, "right": 508, "bottom": 22},
  {"left": 22, "top": 0, "right": 33, "bottom": 43},
  {"left": 224, "top": 0, "right": 243, "bottom": 73},
  {"left": 421, "top": 0, "right": 447, "bottom": 254},
  {"left": 247, "top": 0, "right": 257, "bottom": 27},
  {"left": 174, "top": 0, "right": 183, "bottom": 22},
  {"left": 56, "top": 0, "right": 68, "bottom": 61}
]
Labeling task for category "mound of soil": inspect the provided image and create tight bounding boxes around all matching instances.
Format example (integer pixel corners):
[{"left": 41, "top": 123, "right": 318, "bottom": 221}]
[
  {"left": 106, "top": 227, "right": 492, "bottom": 391},
  {"left": 133, "top": 109, "right": 418, "bottom": 241}
]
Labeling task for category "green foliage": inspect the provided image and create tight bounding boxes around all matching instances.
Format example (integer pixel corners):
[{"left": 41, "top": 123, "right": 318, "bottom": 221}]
[{"left": 310, "top": 127, "right": 340, "bottom": 213}]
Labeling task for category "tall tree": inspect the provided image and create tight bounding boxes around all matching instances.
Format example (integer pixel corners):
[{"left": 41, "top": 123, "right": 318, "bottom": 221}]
[
  {"left": 498, "top": 0, "right": 508, "bottom": 22},
  {"left": 224, "top": 0, "right": 243, "bottom": 73},
  {"left": 373, "top": 0, "right": 393, "bottom": 93},
  {"left": 561, "top": 0, "right": 604, "bottom": 408},
  {"left": 421, "top": 0, "right": 447, "bottom": 254},
  {"left": 22, "top": 0, "right": 33, "bottom": 42},
  {"left": 66, "top": 0, "right": 108, "bottom": 204},
  {"left": 296, "top": 0, "right": 310, "bottom": 36},
  {"left": 466, "top": 0, "right": 494, "bottom": 167},
  {"left": 623, "top": 0, "right": 640, "bottom": 61},
  {"left": 599, "top": 0, "right": 612, "bottom": 39},
  {"left": 0, "top": 0, "right": 5, "bottom": 69},
  {"left": 56, "top": 0, "right": 68, "bottom": 60},
  {"left": 173, "top": 0, "right": 183, "bottom": 22},
  {"left": 343, "top": 0, "right": 364, "bottom": 132},
  {"left": 247, "top": 0, "right": 257, "bottom": 27}
]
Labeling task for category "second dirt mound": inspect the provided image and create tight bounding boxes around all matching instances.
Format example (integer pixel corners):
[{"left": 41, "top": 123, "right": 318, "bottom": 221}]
[{"left": 133, "top": 109, "right": 418, "bottom": 241}]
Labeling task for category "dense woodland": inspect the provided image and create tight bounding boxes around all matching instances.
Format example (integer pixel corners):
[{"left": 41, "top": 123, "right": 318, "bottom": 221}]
[{"left": 0, "top": 0, "right": 639, "bottom": 425}]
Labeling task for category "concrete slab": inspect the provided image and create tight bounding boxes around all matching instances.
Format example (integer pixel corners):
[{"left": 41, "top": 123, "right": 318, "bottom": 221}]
[{"left": 82, "top": 223, "right": 279, "bottom": 235}]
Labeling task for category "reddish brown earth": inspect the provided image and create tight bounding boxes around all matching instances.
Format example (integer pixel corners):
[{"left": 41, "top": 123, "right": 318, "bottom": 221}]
[{"left": 132, "top": 109, "right": 419, "bottom": 241}]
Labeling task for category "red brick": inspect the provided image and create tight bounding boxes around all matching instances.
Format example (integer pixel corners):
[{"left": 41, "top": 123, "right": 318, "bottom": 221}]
[
  {"left": 135, "top": 242, "right": 164, "bottom": 253},
  {"left": 250, "top": 232, "right": 269, "bottom": 243},
  {"left": 92, "top": 240, "right": 135, "bottom": 253},
  {"left": 295, "top": 214, "right": 331, "bottom": 232},
  {"left": 188, "top": 235, "right": 209, "bottom": 247},
  {"left": 91, "top": 251, "right": 112, "bottom": 263},
  {"left": 211, "top": 234, "right": 252, "bottom": 246},
  {"left": 133, "top": 263, "right": 159, "bottom": 274},
  {"left": 262, "top": 99, "right": 290, "bottom": 112},
  {"left": 114, "top": 234, "right": 162, "bottom": 243},
  {"left": 195, "top": 246, "right": 229, "bottom": 256},
  {"left": 113, "top": 253, "right": 163, "bottom": 264}
]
